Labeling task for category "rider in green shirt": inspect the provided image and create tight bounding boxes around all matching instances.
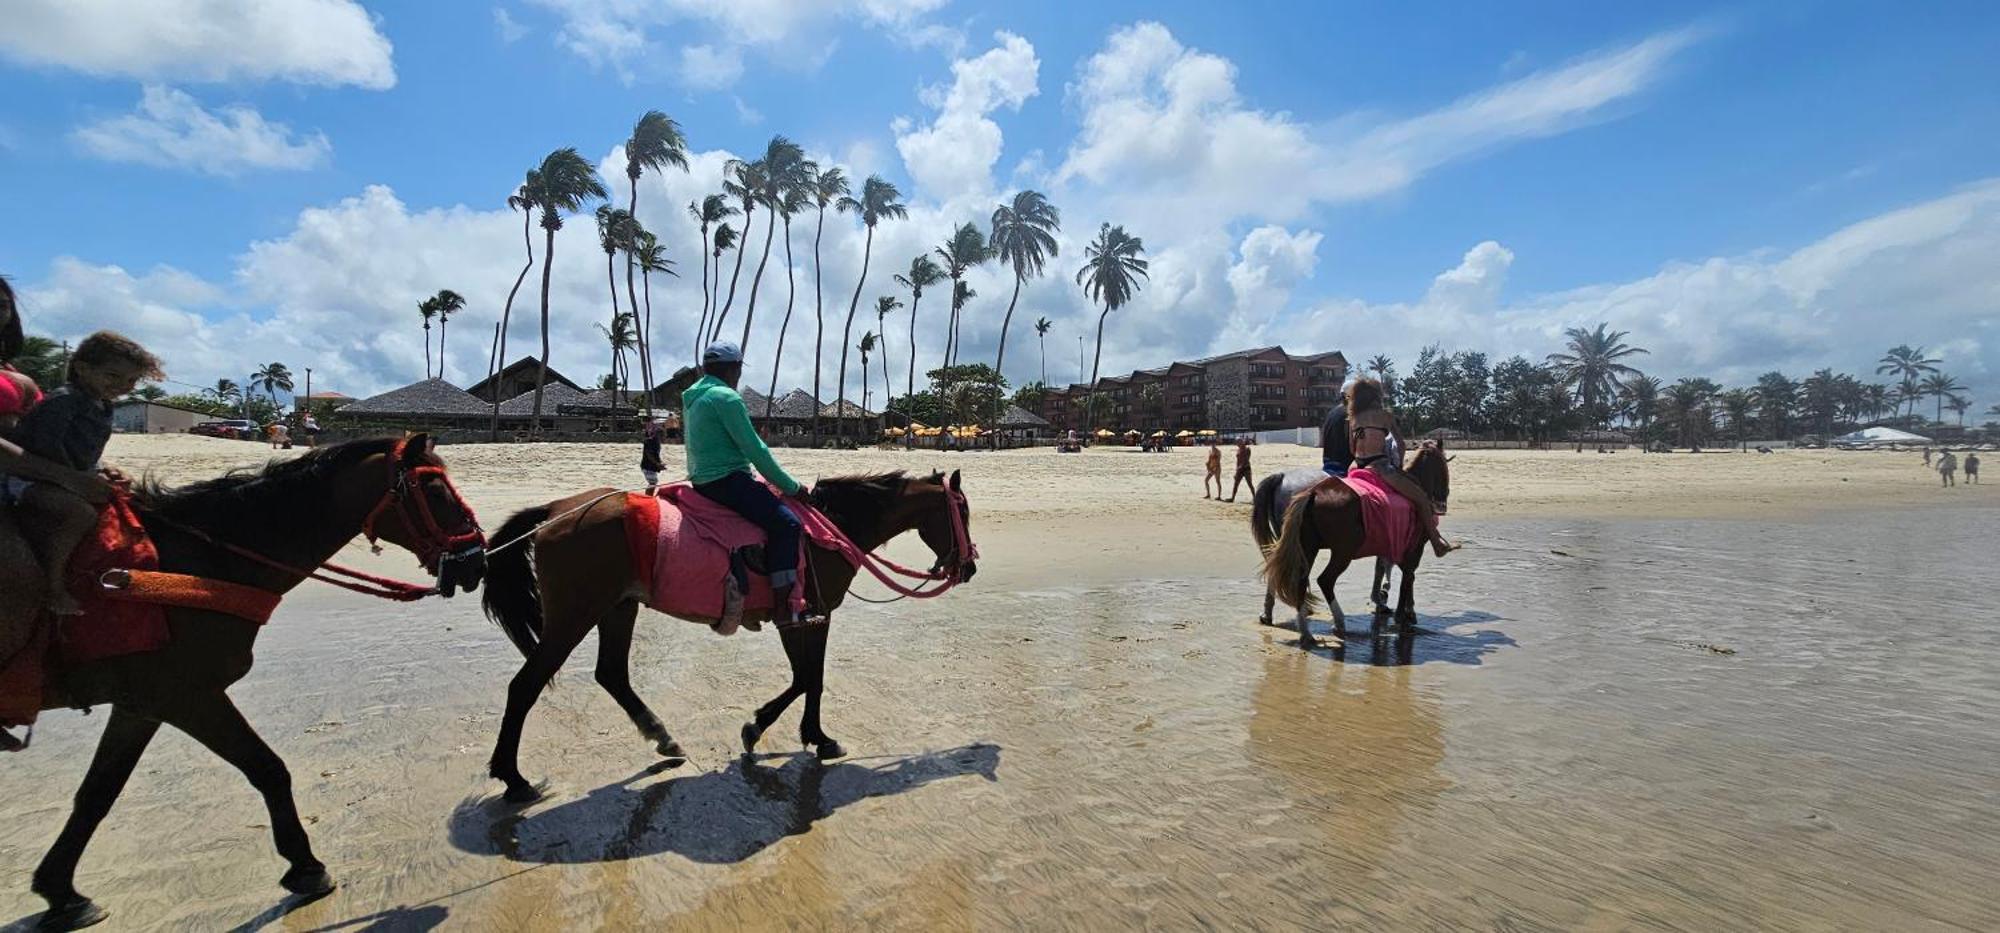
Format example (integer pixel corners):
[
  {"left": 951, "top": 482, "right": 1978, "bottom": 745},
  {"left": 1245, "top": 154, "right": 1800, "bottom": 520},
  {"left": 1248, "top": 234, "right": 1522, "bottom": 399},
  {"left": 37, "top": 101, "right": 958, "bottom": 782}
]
[{"left": 682, "top": 342, "right": 810, "bottom": 618}]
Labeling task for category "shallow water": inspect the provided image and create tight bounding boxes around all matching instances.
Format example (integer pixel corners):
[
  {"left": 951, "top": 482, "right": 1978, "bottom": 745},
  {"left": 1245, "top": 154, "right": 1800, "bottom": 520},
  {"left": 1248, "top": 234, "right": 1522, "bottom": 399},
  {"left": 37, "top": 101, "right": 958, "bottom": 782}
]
[{"left": 3, "top": 507, "right": 1996, "bottom": 930}]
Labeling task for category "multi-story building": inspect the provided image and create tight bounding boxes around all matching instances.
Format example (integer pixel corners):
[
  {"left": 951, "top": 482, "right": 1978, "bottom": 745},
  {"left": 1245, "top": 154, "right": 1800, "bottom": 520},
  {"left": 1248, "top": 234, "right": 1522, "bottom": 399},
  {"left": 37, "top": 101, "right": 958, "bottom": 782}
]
[{"left": 1037, "top": 346, "right": 1348, "bottom": 434}]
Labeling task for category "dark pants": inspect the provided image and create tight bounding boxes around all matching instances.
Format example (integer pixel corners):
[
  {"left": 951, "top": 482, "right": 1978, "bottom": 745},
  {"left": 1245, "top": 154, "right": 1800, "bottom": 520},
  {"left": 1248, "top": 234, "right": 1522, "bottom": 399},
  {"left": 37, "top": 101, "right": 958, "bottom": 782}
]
[{"left": 694, "top": 470, "right": 802, "bottom": 587}]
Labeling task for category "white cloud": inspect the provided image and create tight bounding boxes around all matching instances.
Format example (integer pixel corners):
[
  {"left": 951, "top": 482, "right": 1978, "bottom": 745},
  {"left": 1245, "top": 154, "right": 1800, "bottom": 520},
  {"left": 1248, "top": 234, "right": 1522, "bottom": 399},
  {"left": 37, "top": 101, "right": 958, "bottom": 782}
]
[
  {"left": 0, "top": 0, "right": 394, "bottom": 89},
  {"left": 73, "top": 86, "right": 331, "bottom": 176},
  {"left": 680, "top": 43, "right": 745, "bottom": 90},
  {"left": 894, "top": 32, "right": 1039, "bottom": 197},
  {"left": 494, "top": 8, "right": 529, "bottom": 45}
]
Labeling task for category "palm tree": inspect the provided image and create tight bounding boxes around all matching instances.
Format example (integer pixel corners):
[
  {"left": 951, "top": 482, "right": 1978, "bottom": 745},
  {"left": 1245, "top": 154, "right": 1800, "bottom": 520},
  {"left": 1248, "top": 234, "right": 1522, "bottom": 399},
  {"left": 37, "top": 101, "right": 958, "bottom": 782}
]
[
  {"left": 1366, "top": 353, "right": 1395, "bottom": 401},
  {"left": 1717, "top": 388, "right": 1756, "bottom": 445},
  {"left": 524, "top": 147, "right": 608, "bottom": 432},
  {"left": 633, "top": 231, "right": 674, "bottom": 408},
  {"left": 430, "top": 289, "right": 465, "bottom": 381},
  {"left": 934, "top": 223, "right": 990, "bottom": 371},
  {"left": 858, "top": 331, "right": 877, "bottom": 415},
  {"left": 1862, "top": 383, "right": 1890, "bottom": 423},
  {"left": 417, "top": 296, "right": 438, "bottom": 378},
  {"left": 598, "top": 311, "right": 637, "bottom": 399},
  {"left": 1876, "top": 345, "right": 1940, "bottom": 418},
  {"left": 707, "top": 221, "right": 738, "bottom": 344},
  {"left": 211, "top": 378, "right": 240, "bottom": 403},
  {"left": 894, "top": 254, "right": 944, "bottom": 448},
  {"left": 623, "top": 110, "right": 688, "bottom": 411},
  {"left": 10, "top": 336, "right": 64, "bottom": 391},
  {"left": 834, "top": 176, "right": 907, "bottom": 439},
  {"left": 988, "top": 189, "right": 1060, "bottom": 446},
  {"left": 1546, "top": 323, "right": 1648, "bottom": 434},
  {"left": 737, "top": 137, "right": 807, "bottom": 350},
  {"left": 1920, "top": 372, "right": 1968, "bottom": 425},
  {"left": 1034, "top": 317, "right": 1052, "bottom": 387},
  {"left": 874, "top": 295, "right": 902, "bottom": 418},
  {"left": 1620, "top": 375, "right": 1661, "bottom": 437},
  {"left": 764, "top": 182, "right": 812, "bottom": 418},
  {"left": 1661, "top": 377, "right": 1717, "bottom": 447},
  {"left": 711, "top": 157, "right": 766, "bottom": 341},
  {"left": 806, "top": 166, "right": 850, "bottom": 447},
  {"left": 1076, "top": 222, "right": 1149, "bottom": 431},
  {"left": 1945, "top": 395, "right": 1971, "bottom": 427},
  {"left": 594, "top": 206, "right": 637, "bottom": 377},
  {"left": 689, "top": 194, "right": 736, "bottom": 363},
  {"left": 251, "top": 362, "right": 294, "bottom": 407},
  {"left": 493, "top": 182, "right": 537, "bottom": 437}
]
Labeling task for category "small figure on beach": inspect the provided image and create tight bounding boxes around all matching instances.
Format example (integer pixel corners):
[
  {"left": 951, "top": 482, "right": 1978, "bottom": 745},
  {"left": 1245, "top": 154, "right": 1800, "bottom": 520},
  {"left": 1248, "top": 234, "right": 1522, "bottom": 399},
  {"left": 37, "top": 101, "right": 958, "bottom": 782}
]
[
  {"left": 268, "top": 420, "right": 290, "bottom": 449},
  {"left": 1226, "top": 439, "right": 1254, "bottom": 501},
  {"left": 683, "top": 342, "right": 810, "bottom": 624},
  {"left": 301, "top": 411, "right": 320, "bottom": 447},
  {"left": 3, "top": 330, "right": 163, "bottom": 615},
  {"left": 640, "top": 419, "right": 665, "bottom": 493},
  {"left": 1322, "top": 395, "right": 1352, "bottom": 478},
  {"left": 1923, "top": 446, "right": 1932, "bottom": 467},
  {"left": 1203, "top": 442, "right": 1221, "bottom": 498},
  {"left": 1348, "top": 377, "right": 1457, "bottom": 557},
  {"left": 1965, "top": 452, "right": 1980, "bottom": 484},
  {"left": 1937, "top": 449, "right": 1957, "bottom": 487}
]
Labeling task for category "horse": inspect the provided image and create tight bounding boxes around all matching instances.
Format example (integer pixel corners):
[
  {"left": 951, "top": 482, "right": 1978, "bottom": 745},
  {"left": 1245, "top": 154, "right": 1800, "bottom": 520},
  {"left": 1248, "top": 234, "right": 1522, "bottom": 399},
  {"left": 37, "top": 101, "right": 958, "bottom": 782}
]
[
  {"left": 478, "top": 470, "right": 975, "bottom": 804},
  {"left": 1257, "top": 442, "right": 1452, "bottom": 649},
  {"left": 1250, "top": 467, "right": 1393, "bottom": 634},
  {"left": 11, "top": 434, "right": 486, "bottom": 931}
]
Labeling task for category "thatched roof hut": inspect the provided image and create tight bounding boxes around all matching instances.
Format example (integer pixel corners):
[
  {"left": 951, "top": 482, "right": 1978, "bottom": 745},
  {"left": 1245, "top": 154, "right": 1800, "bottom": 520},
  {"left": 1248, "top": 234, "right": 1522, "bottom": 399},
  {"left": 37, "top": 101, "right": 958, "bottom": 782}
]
[{"left": 337, "top": 379, "right": 491, "bottom": 418}]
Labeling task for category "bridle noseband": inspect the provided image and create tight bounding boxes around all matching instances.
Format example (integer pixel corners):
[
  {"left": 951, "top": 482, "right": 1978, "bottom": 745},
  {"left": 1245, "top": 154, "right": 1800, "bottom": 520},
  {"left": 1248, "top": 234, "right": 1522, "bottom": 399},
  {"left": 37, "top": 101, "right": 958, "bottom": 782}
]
[
  {"left": 928, "top": 485, "right": 979, "bottom": 582},
  {"left": 360, "top": 438, "right": 486, "bottom": 571}
]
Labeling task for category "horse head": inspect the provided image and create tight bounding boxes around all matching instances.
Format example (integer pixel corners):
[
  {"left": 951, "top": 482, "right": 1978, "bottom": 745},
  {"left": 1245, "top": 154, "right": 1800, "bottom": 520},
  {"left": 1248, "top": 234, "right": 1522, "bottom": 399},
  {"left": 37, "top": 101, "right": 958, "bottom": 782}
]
[
  {"left": 1408, "top": 439, "right": 1452, "bottom": 515},
  {"left": 915, "top": 469, "right": 977, "bottom": 584},
  {"left": 358, "top": 433, "right": 487, "bottom": 596}
]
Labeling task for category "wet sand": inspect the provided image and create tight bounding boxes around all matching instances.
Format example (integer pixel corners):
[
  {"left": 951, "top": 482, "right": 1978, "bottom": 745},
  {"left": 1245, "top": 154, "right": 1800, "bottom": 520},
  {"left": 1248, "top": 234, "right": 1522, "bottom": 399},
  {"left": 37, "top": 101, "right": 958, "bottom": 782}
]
[{"left": 3, "top": 437, "right": 1996, "bottom": 930}]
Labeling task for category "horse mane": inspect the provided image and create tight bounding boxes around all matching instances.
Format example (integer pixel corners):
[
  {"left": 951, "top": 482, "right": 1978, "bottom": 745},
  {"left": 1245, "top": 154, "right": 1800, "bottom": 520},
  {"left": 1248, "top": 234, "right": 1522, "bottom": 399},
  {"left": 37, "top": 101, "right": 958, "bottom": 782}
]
[
  {"left": 134, "top": 436, "right": 402, "bottom": 538},
  {"left": 807, "top": 470, "right": 937, "bottom": 537}
]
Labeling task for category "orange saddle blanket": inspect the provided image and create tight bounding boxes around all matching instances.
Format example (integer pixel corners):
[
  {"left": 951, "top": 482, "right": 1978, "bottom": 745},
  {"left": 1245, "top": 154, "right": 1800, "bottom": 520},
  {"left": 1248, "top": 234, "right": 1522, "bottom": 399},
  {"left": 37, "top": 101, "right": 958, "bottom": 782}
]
[{"left": 622, "top": 484, "right": 831, "bottom": 627}]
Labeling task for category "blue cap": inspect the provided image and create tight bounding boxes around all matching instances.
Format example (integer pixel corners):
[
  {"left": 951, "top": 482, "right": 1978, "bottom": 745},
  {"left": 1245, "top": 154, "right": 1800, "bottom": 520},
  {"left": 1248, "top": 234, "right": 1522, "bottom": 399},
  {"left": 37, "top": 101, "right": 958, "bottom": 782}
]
[{"left": 703, "top": 341, "right": 743, "bottom": 364}]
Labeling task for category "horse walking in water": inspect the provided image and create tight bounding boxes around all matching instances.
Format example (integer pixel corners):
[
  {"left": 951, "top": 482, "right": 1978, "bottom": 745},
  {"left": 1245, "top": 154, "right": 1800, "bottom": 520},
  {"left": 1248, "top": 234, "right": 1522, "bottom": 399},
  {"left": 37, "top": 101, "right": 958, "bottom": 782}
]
[
  {"left": 1250, "top": 467, "right": 1393, "bottom": 634},
  {"left": 1258, "top": 442, "right": 1452, "bottom": 648},
  {"left": 478, "top": 470, "right": 975, "bottom": 804},
  {"left": 9, "top": 435, "right": 486, "bottom": 931}
]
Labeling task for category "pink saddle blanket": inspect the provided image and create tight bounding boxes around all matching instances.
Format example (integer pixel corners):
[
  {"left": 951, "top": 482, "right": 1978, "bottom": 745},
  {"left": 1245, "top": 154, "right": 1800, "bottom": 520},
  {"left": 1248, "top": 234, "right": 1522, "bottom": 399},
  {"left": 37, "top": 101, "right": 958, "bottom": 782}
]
[
  {"left": 1340, "top": 468, "right": 1420, "bottom": 561},
  {"left": 623, "top": 483, "right": 836, "bottom": 628}
]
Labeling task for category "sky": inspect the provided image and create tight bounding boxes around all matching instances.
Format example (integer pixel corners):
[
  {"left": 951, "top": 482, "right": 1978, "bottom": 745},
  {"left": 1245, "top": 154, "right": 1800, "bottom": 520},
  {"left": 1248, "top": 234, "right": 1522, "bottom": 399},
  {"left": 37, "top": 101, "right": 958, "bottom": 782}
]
[{"left": 2, "top": 0, "right": 1997, "bottom": 416}]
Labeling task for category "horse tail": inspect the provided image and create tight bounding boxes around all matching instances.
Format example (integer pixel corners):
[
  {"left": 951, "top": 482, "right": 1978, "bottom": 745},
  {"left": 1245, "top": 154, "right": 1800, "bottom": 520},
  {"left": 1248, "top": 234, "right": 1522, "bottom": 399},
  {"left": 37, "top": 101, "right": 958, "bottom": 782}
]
[
  {"left": 1259, "top": 488, "right": 1322, "bottom": 613},
  {"left": 482, "top": 504, "right": 549, "bottom": 658},
  {"left": 1250, "top": 472, "right": 1284, "bottom": 550}
]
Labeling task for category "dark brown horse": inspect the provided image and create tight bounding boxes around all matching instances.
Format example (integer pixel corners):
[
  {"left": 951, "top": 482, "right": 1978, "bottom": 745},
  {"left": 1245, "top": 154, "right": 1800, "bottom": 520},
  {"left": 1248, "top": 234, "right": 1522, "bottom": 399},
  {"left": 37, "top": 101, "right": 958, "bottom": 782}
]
[
  {"left": 478, "top": 470, "right": 975, "bottom": 804},
  {"left": 12, "top": 435, "right": 486, "bottom": 931},
  {"left": 1259, "top": 442, "right": 1452, "bottom": 648}
]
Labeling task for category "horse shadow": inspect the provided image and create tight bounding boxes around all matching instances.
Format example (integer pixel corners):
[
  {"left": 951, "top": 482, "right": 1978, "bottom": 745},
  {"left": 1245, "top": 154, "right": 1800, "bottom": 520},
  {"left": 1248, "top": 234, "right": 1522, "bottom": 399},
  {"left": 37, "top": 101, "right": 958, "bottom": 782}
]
[
  {"left": 1288, "top": 609, "right": 1512, "bottom": 667},
  {"left": 446, "top": 743, "right": 1001, "bottom": 866}
]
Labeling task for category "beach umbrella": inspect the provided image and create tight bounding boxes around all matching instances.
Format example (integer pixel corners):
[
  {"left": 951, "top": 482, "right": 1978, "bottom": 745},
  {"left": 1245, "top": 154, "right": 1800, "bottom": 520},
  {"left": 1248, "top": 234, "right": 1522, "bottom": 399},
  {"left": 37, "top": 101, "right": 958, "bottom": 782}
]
[
  {"left": 1150, "top": 430, "right": 1168, "bottom": 438},
  {"left": 1197, "top": 429, "right": 1216, "bottom": 436},
  {"left": 883, "top": 427, "right": 905, "bottom": 437},
  {"left": 1123, "top": 429, "right": 1142, "bottom": 437},
  {"left": 1095, "top": 428, "right": 1116, "bottom": 438},
  {"left": 1175, "top": 429, "right": 1194, "bottom": 437}
]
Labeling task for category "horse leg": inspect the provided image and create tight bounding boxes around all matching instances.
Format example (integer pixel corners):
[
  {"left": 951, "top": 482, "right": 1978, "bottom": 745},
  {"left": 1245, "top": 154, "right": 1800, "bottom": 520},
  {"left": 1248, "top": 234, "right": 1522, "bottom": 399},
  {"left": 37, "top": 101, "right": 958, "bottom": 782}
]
[
  {"left": 788, "top": 622, "right": 845, "bottom": 760},
  {"left": 1260, "top": 586, "right": 1276, "bottom": 626},
  {"left": 31, "top": 705, "right": 158, "bottom": 930},
  {"left": 1395, "top": 554, "right": 1421, "bottom": 634},
  {"left": 1292, "top": 544, "right": 1319, "bottom": 649},
  {"left": 1371, "top": 557, "right": 1392, "bottom": 615},
  {"left": 155, "top": 692, "right": 333, "bottom": 898},
  {"left": 594, "top": 599, "right": 683, "bottom": 760},
  {"left": 489, "top": 609, "right": 594, "bottom": 804},
  {"left": 1317, "top": 557, "right": 1351, "bottom": 645}
]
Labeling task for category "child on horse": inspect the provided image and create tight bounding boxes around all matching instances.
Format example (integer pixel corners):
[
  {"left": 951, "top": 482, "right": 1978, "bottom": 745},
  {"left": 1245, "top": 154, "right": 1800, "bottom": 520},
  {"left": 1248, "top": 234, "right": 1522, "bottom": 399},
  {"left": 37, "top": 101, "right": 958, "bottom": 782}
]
[
  {"left": 3, "top": 331, "right": 162, "bottom": 615},
  {"left": 682, "top": 342, "right": 812, "bottom": 622},
  {"left": 1346, "top": 377, "right": 1458, "bottom": 558}
]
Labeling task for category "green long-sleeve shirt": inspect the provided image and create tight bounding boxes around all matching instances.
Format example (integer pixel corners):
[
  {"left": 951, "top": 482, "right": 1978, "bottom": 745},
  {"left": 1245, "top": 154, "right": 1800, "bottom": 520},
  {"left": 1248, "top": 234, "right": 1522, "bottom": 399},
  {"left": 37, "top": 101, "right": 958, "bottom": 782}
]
[{"left": 681, "top": 375, "right": 801, "bottom": 494}]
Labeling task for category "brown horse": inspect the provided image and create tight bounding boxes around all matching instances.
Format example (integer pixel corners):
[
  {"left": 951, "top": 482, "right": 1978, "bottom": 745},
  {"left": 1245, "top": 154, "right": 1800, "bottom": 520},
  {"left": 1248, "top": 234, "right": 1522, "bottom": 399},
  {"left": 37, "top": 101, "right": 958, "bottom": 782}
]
[
  {"left": 12, "top": 435, "right": 486, "bottom": 931},
  {"left": 1259, "top": 442, "right": 1452, "bottom": 648},
  {"left": 478, "top": 470, "right": 975, "bottom": 804}
]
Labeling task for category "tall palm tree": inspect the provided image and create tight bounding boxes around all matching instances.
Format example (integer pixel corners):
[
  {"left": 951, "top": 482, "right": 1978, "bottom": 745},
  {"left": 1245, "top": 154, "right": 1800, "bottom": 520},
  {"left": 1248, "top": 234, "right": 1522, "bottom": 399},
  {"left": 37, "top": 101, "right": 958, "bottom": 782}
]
[
  {"left": 807, "top": 166, "right": 850, "bottom": 447},
  {"left": 934, "top": 223, "right": 990, "bottom": 371},
  {"left": 711, "top": 158, "right": 766, "bottom": 341},
  {"left": 595, "top": 206, "right": 637, "bottom": 370},
  {"left": 1945, "top": 395, "right": 1971, "bottom": 427},
  {"left": 707, "top": 222, "right": 738, "bottom": 354},
  {"left": 948, "top": 281, "right": 976, "bottom": 367},
  {"left": 988, "top": 190, "right": 1060, "bottom": 445},
  {"left": 251, "top": 362, "right": 294, "bottom": 407},
  {"left": 1076, "top": 222, "right": 1149, "bottom": 431},
  {"left": 598, "top": 311, "right": 637, "bottom": 399},
  {"left": 1862, "top": 383, "right": 1890, "bottom": 423},
  {"left": 211, "top": 378, "right": 240, "bottom": 403},
  {"left": 524, "top": 147, "right": 608, "bottom": 432},
  {"left": 894, "top": 254, "right": 944, "bottom": 448},
  {"left": 764, "top": 182, "right": 812, "bottom": 418},
  {"left": 874, "top": 295, "right": 902, "bottom": 418},
  {"left": 1920, "top": 372, "right": 1968, "bottom": 425},
  {"left": 1035, "top": 316, "right": 1052, "bottom": 387},
  {"left": 1546, "top": 324, "right": 1648, "bottom": 434},
  {"left": 834, "top": 175, "right": 907, "bottom": 439},
  {"left": 737, "top": 137, "right": 807, "bottom": 349},
  {"left": 416, "top": 296, "right": 438, "bottom": 378},
  {"left": 624, "top": 110, "right": 687, "bottom": 411},
  {"left": 1876, "top": 345, "right": 1940, "bottom": 418},
  {"left": 1717, "top": 388, "right": 1756, "bottom": 445},
  {"left": 493, "top": 182, "right": 537, "bottom": 437},
  {"left": 1365, "top": 353, "right": 1395, "bottom": 400},
  {"left": 633, "top": 231, "right": 675, "bottom": 408},
  {"left": 431, "top": 289, "right": 465, "bottom": 381},
  {"left": 858, "top": 331, "right": 877, "bottom": 416},
  {"left": 689, "top": 194, "right": 736, "bottom": 363},
  {"left": 1620, "top": 375, "right": 1662, "bottom": 437}
]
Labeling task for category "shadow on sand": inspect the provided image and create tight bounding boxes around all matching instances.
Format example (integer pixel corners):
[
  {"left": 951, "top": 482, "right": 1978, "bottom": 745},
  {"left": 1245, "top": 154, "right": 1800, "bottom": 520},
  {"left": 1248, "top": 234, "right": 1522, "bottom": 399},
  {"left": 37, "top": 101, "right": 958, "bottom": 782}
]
[
  {"left": 1286, "top": 609, "right": 1514, "bottom": 667},
  {"left": 446, "top": 743, "right": 1000, "bottom": 866}
]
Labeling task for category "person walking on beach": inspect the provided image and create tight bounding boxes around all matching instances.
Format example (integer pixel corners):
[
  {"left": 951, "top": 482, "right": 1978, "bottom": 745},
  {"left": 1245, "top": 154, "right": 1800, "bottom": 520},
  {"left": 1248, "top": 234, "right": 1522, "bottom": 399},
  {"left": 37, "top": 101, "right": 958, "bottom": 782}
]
[
  {"left": 1965, "top": 452, "right": 1980, "bottom": 484},
  {"left": 268, "top": 420, "right": 290, "bottom": 449},
  {"left": 639, "top": 420, "right": 665, "bottom": 493},
  {"left": 301, "top": 411, "right": 320, "bottom": 447},
  {"left": 1225, "top": 439, "right": 1254, "bottom": 501},
  {"left": 1937, "top": 449, "right": 1957, "bottom": 487},
  {"left": 683, "top": 342, "right": 810, "bottom": 622},
  {"left": 1923, "top": 446, "right": 1933, "bottom": 467},
  {"left": 1203, "top": 442, "right": 1222, "bottom": 498}
]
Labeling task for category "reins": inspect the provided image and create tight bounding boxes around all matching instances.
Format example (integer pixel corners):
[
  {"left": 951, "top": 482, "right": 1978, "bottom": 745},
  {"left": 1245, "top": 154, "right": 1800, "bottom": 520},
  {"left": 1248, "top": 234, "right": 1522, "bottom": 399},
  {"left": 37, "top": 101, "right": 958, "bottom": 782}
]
[{"left": 141, "top": 512, "right": 439, "bottom": 602}]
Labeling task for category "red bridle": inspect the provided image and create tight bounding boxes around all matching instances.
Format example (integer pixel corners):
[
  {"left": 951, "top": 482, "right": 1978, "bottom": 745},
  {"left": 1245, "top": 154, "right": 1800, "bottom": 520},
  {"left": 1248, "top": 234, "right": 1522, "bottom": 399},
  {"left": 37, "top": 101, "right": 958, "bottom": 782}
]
[{"left": 360, "top": 437, "right": 486, "bottom": 570}]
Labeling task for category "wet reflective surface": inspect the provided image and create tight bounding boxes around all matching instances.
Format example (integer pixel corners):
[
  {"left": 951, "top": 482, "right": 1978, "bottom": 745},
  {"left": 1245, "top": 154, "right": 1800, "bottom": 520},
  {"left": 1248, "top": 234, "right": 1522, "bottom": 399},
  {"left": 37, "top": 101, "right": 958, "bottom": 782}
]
[{"left": 3, "top": 506, "right": 1996, "bottom": 930}]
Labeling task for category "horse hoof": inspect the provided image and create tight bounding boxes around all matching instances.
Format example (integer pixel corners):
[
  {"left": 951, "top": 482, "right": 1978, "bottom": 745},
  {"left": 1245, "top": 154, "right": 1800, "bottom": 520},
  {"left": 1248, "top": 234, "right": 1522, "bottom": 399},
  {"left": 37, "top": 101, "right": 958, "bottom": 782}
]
[
  {"left": 502, "top": 782, "right": 544, "bottom": 805},
  {"left": 655, "top": 738, "right": 687, "bottom": 761},
  {"left": 740, "top": 723, "right": 761, "bottom": 755},
  {"left": 814, "top": 739, "right": 847, "bottom": 761},
  {"left": 1257, "top": 615, "right": 1272, "bottom": 626},
  {"left": 36, "top": 898, "right": 107, "bottom": 931},
  {"left": 279, "top": 865, "right": 336, "bottom": 898}
]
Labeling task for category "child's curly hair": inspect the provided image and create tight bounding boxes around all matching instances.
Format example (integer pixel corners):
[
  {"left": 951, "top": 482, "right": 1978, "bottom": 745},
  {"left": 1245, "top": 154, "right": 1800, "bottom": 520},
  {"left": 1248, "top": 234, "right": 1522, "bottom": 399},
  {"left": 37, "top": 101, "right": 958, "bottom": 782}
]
[{"left": 72, "top": 330, "right": 166, "bottom": 380}]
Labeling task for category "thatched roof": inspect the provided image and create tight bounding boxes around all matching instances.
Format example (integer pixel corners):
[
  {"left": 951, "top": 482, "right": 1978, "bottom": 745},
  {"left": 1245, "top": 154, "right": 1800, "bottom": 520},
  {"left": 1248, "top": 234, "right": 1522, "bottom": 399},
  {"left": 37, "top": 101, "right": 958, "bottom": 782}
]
[
  {"left": 819, "top": 399, "right": 874, "bottom": 418},
  {"left": 338, "top": 379, "right": 490, "bottom": 416},
  {"left": 997, "top": 404, "right": 1050, "bottom": 428},
  {"left": 466, "top": 357, "right": 582, "bottom": 400},
  {"left": 560, "top": 388, "right": 644, "bottom": 414},
  {"left": 499, "top": 382, "right": 590, "bottom": 416},
  {"left": 770, "top": 389, "right": 821, "bottom": 420},
  {"left": 738, "top": 386, "right": 770, "bottom": 416}
]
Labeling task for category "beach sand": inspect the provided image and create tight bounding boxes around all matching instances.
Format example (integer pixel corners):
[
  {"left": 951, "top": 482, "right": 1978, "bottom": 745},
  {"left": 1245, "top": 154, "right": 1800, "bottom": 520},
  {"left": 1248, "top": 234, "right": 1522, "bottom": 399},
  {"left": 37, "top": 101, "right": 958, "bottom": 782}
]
[{"left": 2, "top": 435, "right": 1994, "bottom": 930}]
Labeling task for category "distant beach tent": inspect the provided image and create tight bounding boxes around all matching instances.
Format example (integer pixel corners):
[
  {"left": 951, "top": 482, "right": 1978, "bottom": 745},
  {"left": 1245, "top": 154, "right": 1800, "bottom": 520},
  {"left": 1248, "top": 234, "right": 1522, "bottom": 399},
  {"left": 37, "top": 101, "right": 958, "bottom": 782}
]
[
  {"left": 1175, "top": 429, "right": 1195, "bottom": 438},
  {"left": 1197, "top": 429, "right": 1217, "bottom": 436},
  {"left": 1833, "top": 426, "right": 1933, "bottom": 447},
  {"left": 1095, "top": 429, "right": 1117, "bottom": 438}
]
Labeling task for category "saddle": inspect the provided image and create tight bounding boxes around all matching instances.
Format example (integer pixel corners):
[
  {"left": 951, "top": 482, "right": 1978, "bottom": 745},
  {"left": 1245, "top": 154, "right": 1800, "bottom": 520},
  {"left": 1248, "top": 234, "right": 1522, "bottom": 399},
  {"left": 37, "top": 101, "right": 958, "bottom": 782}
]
[
  {"left": 622, "top": 484, "right": 829, "bottom": 635},
  {"left": 1314, "top": 469, "right": 1420, "bottom": 561}
]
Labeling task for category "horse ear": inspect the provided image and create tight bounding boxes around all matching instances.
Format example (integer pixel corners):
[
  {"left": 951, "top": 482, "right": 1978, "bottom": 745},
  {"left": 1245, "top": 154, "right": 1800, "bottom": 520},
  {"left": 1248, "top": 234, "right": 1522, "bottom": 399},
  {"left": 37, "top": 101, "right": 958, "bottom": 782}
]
[
  {"left": 948, "top": 469, "right": 962, "bottom": 491},
  {"left": 403, "top": 433, "right": 434, "bottom": 461}
]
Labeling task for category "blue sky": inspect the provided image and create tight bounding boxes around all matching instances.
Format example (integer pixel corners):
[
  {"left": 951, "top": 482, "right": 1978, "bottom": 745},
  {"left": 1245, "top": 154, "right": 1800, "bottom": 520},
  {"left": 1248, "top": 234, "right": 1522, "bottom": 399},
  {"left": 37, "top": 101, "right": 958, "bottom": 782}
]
[{"left": 3, "top": 0, "right": 1997, "bottom": 411}]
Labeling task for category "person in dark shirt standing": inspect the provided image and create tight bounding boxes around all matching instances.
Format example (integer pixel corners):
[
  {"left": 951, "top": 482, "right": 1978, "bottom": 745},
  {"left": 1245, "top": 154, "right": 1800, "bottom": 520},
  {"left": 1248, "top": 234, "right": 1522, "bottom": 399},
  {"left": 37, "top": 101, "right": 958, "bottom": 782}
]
[
  {"left": 1322, "top": 396, "right": 1353, "bottom": 477},
  {"left": 3, "top": 331, "right": 162, "bottom": 614},
  {"left": 1225, "top": 439, "right": 1255, "bottom": 501},
  {"left": 640, "top": 419, "right": 666, "bottom": 493}
]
